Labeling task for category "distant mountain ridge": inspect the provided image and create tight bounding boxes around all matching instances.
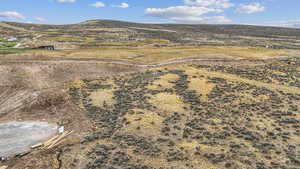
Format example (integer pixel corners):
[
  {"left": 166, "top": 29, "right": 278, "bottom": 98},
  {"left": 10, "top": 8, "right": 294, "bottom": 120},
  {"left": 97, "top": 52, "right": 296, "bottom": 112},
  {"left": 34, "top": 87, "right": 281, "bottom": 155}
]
[
  {"left": 2, "top": 19, "right": 300, "bottom": 34},
  {"left": 1, "top": 19, "right": 300, "bottom": 49}
]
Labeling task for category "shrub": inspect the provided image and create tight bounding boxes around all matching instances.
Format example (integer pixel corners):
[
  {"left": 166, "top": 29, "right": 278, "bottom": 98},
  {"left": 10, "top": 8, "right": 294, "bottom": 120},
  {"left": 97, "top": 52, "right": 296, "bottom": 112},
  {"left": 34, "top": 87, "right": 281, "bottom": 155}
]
[{"left": 32, "top": 90, "right": 69, "bottom": 109}]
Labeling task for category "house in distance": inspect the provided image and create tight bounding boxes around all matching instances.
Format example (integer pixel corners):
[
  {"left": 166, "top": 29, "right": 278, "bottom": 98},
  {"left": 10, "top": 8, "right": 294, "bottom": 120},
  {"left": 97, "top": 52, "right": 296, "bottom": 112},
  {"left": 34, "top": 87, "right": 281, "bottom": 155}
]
[{"left": 37, "top": 45, "right": 55, "bottom": 50}]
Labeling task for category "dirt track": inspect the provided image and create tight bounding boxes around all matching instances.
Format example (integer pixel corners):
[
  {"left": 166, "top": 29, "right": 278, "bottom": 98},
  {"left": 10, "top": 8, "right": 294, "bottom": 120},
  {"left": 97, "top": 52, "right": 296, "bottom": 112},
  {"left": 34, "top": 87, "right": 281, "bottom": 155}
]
[{"left": 0, "top": 57, "right": 269, "bottom": 68}]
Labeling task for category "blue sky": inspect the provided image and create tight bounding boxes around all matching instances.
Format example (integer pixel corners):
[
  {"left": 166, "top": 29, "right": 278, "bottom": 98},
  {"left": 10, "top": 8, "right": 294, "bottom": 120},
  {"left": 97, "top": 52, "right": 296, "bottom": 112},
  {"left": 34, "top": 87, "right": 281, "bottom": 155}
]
[{"left": 0, "top": 0, "right": 299, "bottom": 27}]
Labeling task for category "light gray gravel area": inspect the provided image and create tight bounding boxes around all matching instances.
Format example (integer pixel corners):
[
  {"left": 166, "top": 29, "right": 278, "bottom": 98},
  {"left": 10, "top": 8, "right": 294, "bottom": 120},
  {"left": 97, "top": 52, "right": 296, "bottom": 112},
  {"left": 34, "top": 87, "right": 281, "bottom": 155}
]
[{"left": 0, "top": 122, "right": 57, "bottom": 158}]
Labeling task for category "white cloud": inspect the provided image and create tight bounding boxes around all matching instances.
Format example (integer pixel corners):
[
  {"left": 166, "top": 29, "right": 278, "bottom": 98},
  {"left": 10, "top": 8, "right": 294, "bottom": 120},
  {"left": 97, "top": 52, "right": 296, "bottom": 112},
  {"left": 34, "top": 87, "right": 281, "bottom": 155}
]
[
  {"left": 113, "top": 2, "right": 129, "bottom": 8},
  {"left": 35, "top": 17, "right": 47, "bottom": 22},
  {"left": 145, "top": 6, "right": 230, "bottom": 23},
  {"left": 172, "top": 15, "right": 231, "bottom": 23},
  {"left": 146, "top": 6, "right": 221, "bottom": 18},
  {"left": 0, "top": 11, "right": 26, "bottom": 20},
  {"left": 236, "top": 3, "right": 265, "bottom": 14},
  {"left": 90, "top": 1, "right": 106, "bottom": 8},
  {"left": 184, "top": 0, "right": 234, "bottom": 9},
  {"left": 145, "top": 0, "right": 234, "bottom": 23},
  {"left": 56, "top": 0, "right": 76, "bottom": 3}
]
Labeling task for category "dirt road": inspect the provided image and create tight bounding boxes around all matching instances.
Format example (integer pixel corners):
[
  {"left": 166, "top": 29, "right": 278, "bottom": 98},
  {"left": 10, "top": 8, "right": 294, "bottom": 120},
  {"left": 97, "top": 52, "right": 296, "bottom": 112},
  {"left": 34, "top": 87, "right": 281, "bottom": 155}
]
[{"left": 0, "top": 57, "right": 269, "bottom": 68}]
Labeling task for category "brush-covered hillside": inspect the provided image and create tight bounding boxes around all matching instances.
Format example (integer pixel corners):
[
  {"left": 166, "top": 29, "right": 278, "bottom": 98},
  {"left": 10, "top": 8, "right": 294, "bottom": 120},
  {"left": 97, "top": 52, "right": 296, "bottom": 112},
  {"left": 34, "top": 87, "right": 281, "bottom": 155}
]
[
  {"left": 1, "top": 20, "right": 300, "bottom": 49},
  {"left": 62, "top": 57, "right": 300, "bottom": 169}
]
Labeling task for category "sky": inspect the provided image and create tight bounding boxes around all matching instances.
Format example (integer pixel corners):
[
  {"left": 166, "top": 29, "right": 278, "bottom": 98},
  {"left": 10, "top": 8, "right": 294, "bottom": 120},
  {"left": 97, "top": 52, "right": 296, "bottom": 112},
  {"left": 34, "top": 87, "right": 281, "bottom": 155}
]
[{"left": 0, "top": 0, "right": 299, "bottom": 28}]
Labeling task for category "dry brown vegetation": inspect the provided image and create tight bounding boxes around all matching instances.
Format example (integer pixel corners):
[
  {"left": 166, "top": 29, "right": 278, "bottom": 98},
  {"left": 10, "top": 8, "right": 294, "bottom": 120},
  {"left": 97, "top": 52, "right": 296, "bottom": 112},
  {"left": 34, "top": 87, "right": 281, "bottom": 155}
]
[
  {"left": 50, "top": 57, "right": 299, "bottom": 169},
  {"left": 30, "top": 90, "right": 69, "bottom": 109},
  {"left": 21, "top": 46, "right": 292, "bottom": 63},
  {"left": 1, "top": 46, "right": 300, "bottom": 169}
]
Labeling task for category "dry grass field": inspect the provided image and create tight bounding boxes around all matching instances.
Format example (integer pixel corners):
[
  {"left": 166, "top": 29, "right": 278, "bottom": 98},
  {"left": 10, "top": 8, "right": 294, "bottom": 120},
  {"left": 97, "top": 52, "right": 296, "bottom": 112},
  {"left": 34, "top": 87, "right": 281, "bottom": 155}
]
[
  {"left": 22, "top": 46, "right": 291, "bottom": 63},
  {"left": 61, "top": 57, "right": 300, "bottom": 169}
]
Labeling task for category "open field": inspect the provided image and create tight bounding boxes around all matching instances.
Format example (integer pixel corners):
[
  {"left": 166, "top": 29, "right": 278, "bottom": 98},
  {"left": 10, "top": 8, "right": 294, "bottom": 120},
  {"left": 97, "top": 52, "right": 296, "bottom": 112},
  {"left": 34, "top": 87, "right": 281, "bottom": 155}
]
[
  {"left": 1, "top": 20, "right": 300, "bottom": 169},
  {"left": 8, "top": 46, "right": 296, "bottom": 63}
]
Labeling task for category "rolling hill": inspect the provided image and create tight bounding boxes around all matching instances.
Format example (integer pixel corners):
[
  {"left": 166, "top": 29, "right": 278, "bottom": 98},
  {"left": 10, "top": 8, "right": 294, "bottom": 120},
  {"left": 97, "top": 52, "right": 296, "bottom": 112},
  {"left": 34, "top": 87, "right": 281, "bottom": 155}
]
[{"left": 1, "top": 20, "right": 300, "bottom": 49}]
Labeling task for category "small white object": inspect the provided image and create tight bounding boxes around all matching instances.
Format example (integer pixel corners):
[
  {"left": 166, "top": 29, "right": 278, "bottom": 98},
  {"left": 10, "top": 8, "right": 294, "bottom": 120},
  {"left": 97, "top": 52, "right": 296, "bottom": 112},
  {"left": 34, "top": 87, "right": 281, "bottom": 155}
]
[
  {"left": 7, "top": 37, "right": 17, "bottom": 42},
  {"left": 58, "top": 126, "right": 64, "bottom": 134},
  {"left": 31, "top": 143, "right": 42, "bottom": 149}
]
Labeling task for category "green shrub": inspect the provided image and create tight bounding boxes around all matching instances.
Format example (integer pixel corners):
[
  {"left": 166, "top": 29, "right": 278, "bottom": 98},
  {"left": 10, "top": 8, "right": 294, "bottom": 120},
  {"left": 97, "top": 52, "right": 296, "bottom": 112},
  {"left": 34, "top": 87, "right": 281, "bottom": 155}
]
[{"left": 0, "top": 48, "right": 26, "bottom": 55}]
